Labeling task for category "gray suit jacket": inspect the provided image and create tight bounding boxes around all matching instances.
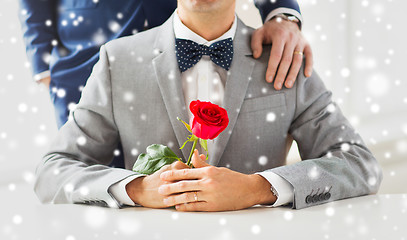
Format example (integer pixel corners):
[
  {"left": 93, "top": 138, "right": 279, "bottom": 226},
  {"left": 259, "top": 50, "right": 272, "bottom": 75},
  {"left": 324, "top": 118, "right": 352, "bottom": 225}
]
[{"left": 35, "top": 15, "right": 382, "bottom": 209}]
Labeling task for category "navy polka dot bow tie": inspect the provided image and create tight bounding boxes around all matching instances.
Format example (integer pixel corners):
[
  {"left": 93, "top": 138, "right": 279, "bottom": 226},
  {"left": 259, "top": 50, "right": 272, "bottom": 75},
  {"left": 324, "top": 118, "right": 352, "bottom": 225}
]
[{"left": 175, "top": 38, "right": 234, "bottom": 72}]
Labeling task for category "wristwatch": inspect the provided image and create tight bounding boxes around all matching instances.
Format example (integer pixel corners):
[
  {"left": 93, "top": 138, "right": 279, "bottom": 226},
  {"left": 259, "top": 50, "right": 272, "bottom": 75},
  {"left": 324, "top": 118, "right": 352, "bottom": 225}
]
[{"left": 274, "top": 13, "right": 301, "bottom": 29}]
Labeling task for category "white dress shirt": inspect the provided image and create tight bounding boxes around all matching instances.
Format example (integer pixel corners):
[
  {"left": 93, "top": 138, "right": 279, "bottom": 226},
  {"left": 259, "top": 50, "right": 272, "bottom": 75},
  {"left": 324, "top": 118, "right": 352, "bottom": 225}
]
[{"left": 110, "top": 11, "right": 294, "bottom": 207}]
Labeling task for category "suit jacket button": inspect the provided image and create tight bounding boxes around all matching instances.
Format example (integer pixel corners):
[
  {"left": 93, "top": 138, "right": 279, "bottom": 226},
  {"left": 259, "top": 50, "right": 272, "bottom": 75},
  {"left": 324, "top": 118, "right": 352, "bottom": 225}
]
[
  {"left": 305, "top": 195, "right": 312, "bottom": 204},
  {"left": 324, "top": 192, "right": 331, "bottom": 200},
  {"left": 318, "top": 193, "right": 325, "bottom": 201}
]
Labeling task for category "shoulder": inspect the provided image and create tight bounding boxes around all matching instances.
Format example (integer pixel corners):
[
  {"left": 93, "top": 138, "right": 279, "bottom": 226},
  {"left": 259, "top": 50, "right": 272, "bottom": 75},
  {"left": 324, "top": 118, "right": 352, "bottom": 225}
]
[{"left": 104, "top": 27, "right": 160, "bottom": 55}]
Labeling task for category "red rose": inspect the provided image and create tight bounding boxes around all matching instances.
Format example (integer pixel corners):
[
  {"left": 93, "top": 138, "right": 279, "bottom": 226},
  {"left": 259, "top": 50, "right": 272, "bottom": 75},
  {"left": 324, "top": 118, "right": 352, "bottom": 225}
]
[{"left": 189, "top": 100, "right": 229, "bottom": 140}]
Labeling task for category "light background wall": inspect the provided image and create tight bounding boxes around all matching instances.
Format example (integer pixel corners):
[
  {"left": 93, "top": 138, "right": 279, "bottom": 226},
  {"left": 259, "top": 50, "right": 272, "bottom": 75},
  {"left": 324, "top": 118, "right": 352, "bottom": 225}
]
[{"left": 0, "top": 0, "right": 406, "bottom": 193}]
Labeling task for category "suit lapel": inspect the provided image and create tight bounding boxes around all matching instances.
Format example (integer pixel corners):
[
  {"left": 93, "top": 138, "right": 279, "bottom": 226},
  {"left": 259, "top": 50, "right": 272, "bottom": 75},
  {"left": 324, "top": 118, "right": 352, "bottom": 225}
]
[
  {"left": 152, "top": 15, "right": 190, "bottom": 161},
  {"left": 210, "top": 19, "right": 256, "bottom": 166},
  {"left": 151, "top": 16, "right": 256, "bottom": 165}
]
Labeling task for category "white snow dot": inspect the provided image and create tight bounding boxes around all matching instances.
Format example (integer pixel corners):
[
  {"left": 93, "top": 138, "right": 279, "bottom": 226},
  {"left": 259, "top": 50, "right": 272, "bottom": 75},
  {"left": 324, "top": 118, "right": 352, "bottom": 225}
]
[
  {"left": 69, "top": 13, "right": 76, "bottom": 19},
  {"left": 61, "top": 20, "right": 68, "bottom": 26},
  {"left": 370, "top": 104, "right": 380, "bottom": 113},
  {"left": 117, "top": 216, "right": 141, "bottom": 235},
  {"left": 78, "top": 16, "right": 84, "bottom": 22},
  {"left": 284, "top": 211, "right": 293, "bottom": 221},
  {"left": 396, "top": 140, "right": 407, "bottom": 153},
  {"left": 8, "top": 183, "right": 16, "bottom": 191},
  {"left": 266, "top": 112, "right": 276, "bottom": 122},
  {"left": 80, "top": 187, "right": 89, "bottom": 196},
  {"left": 368, "top": 177, "right": 377, "bottom": 186},
  {"left": 261, "top": 87, "right": 267, "bottom": 94},
  {"left": 34, "top": 134, "right": 48, "bottom": 147},
  {"left": 219, "top": 218, "right": 227, "bottom": 225},
  {"left": 108, "top": 21, "right": 121, "bottom": 33},
  {"left": 326, "top": 103, "right": 336, "bottom": 113},
  {"left": 168, "top": 141, "right": 174, "bottom": 148},
  {"left": 367, "top": 74, "right": 389, "bottom": 97},
  {"left": 57, "top": 88, "right": 66, "bottom": 98},
  {"left": 77, "top": 136, "right": 87, "bottom": 146},
  {"left": 22, "top": 171, "right": 35, "bottom": 183},
  {"left": 171, "top": 213, "right": 179, "bottom": 220},
  {"left": 308, "top": 166, "right": 320, "bottom": 179},
  {"left": 340, "top": 68, "right": 351, "bottom": 78},
  {"left": 140, "top": 114, "right": 147, "bottom": 121},
  {"left": 341, "top": 143, "right": 350, "bottom": 152},
  {"left": 53, "top": 169, "right": 60, "bottom": 175},
  {"left": 18, "top": 103, "right": 28, "bottom": 113},
  {"left": 68, "top": 102, "right": 77, "bottom": 112},
  {"left": 251, "top": 225, "right": 261, "bottom": 234},
  {"left": 66, "top": 235, "right": 76, "bottom": 240},
  {"left": 51, "top": 39, "right": 58, "bottom": 46},
  {"left": 123, "top": 92, "right": 134, "bottom": 102},
  {"left": 325, "top": 207, "right": 335, "bottom": 216},
  {"left": 45, "top": 19, "right": 52, "bottom": 26},
  {"left": 12, "top": 215, "right": 22, "bottom": 225},
  {"left": 114, "top": 149, "right": 120, "bottom": 156},
  {"left": 84, "top": 207, "right": 107, "bottom": 229},
  {"left": 258, "top": 156, "right": 268, "bottom": 166},
  {"left": 117, "top": 13, "right": 123, "bottom": 19},
  {"left": 64, "top": 183, "right": 74, "bottom": 192},
  {"left": 0, "top": 132, "right": 7, "bottom": 139},
  {"left": 131, "top": 148, "right": 139, "bottom": 156}
]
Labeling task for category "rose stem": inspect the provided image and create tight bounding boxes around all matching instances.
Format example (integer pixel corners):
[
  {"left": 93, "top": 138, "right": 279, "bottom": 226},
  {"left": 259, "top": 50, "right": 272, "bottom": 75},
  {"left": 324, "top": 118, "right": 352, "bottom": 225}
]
[{"left": 186, "top": 139, "right": 198, "bottom": 166}]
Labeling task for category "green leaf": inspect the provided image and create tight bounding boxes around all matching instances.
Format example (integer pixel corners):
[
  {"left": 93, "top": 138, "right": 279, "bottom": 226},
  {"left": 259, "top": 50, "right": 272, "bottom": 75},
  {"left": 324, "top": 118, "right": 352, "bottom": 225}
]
[
  {"left": 132, "top": 144, "right": 180, "bottom": 175},
  {"left": 177, "top": 117, "right": 192, "bottom": 133}
]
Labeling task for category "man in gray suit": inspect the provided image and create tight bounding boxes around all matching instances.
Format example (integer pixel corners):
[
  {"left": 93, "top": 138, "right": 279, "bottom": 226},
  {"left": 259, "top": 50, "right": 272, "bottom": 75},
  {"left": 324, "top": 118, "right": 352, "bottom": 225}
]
[{"left": 35, "top": 0, "right": 382, "bottom": 211}]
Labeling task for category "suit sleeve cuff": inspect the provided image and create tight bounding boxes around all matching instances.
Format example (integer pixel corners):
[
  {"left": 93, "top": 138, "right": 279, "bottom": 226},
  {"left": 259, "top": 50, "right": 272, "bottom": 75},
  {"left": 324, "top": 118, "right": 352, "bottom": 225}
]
[
  {"left": 264, "top": 7, "right": 303, "bottom": 28},
  {"left": 109, "top": 175, "right": 145, "bottom": 206},
  {"left": 34, "top": 70, "right": 50, "bottom": 82},
  {"left": 255, "top": 171, "right": 294, "bottom": 207}
]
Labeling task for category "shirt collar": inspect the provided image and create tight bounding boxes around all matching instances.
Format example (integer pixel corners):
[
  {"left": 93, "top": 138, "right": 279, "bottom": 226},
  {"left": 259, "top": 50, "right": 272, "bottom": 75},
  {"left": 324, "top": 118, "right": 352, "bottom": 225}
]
[{"left": 173, "top": 9, "right": 237, "bottom": 46}]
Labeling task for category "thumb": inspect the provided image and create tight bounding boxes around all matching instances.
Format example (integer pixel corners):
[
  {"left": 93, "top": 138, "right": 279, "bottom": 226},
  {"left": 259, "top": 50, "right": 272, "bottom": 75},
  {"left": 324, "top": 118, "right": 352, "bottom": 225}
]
[{"left": 191, "top": 149, "right": 210, "bottom": 168}]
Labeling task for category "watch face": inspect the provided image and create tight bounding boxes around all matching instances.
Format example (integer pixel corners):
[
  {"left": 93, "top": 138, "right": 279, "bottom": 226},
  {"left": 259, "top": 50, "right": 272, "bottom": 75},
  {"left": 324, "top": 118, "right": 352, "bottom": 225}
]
[{"left": 287, "top": 16, "right": 299, "bottom": 22}]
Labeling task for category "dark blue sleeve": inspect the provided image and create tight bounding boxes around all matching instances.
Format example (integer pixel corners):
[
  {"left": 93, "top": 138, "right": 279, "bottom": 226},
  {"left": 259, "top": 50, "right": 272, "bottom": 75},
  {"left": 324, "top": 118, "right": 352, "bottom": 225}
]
[
  {"left": 254, "top": 0, "right": 301, "bottom": 23},
  {"left": 18, "top": 0, "right": 58, "bottom": 76}
]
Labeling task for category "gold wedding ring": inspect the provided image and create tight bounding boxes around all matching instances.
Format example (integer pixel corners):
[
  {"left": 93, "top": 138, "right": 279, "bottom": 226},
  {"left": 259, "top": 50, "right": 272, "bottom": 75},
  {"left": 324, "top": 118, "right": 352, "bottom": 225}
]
[
  {"left": 294, "top": 51, "right": 304, "bottom": 56},
  {"left": 194, "top": 192, "right": 198, "bottom": 202}
]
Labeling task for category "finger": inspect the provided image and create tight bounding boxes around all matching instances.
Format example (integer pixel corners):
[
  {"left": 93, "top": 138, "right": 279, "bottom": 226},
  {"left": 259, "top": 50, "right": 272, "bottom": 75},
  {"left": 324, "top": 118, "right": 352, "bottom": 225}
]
[
  {"left": 160, "top": 167, "right": 203, "bottom": 182},
  {"left": 158, "top": 180, "right": 201, "bottom": 195},
  {"left": 175, "top": 201, "right": 208, "bottom": 212},
  {"left": 284, "top": 49, "right": 304, "bottom": 88},
  {"left": 273, "top": 41, "right": 296, "bottom": 90},
  {"left": 163, "top": 191, "right": 204, "bottom": 207},
  {"left": 170, "top": 160, "right": 189, "bottom": 170},
  {"left": 266, "top": 40, "right": 285, "bottom": 83},
  {"left": 303, "top": 44, "right": 313, "bottom": 77},
  {"left": 192, "top": 150, "right": 210, "bottom": 168},
  {"left": 251, "top": 28, "right": 264, "bottom": 59}
]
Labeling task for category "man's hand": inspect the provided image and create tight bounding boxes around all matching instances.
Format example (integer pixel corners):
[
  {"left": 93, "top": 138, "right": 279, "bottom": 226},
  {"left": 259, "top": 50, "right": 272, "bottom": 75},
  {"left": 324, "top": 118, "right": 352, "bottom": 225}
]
[
  {"left": 38, "top": 76, "right": 51, "bottom": 89},
  {"left": 158, "top": 150, "right": 277, "bottom": 212},
  {"left": 126, "top": 160, "right": 189, "bottom": 208},
  {"left": 251, "top": 17, "right": 313, "bottom": 90}
]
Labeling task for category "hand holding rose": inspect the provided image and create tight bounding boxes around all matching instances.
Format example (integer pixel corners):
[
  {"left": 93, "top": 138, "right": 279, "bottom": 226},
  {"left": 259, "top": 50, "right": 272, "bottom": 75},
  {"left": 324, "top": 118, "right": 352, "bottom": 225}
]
[
  {"left": 158, "top": 150, "right": 277, "bottom": 212},
  {"left": 129, "top": 100, "right": 275, "bottom": 211}
]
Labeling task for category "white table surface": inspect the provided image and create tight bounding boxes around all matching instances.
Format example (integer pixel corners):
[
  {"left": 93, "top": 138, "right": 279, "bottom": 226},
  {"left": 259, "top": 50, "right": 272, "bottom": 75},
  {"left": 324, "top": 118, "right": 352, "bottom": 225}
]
[{"left": 1, "top": 184, "right": 406, "bottom": 240}]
